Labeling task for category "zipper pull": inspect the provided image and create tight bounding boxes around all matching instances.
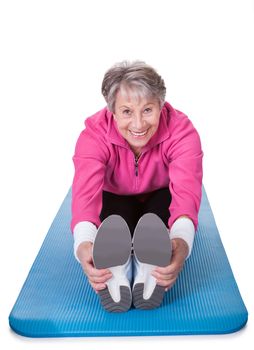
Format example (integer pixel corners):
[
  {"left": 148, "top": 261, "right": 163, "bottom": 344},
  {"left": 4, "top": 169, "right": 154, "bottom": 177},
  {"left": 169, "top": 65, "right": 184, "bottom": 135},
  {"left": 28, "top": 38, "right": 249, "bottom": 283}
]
[{"left": 134, "top": 157, "right": 138, "bottom": 176}]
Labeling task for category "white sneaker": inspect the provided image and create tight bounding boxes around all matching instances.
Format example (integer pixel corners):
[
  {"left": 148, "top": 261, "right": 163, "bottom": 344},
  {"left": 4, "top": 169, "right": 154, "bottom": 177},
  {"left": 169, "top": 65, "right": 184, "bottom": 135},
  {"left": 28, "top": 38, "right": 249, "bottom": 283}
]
[
  {"left": 132, "top": 213, "right": 172, "bottom": 310},
  {"left": 93, "top": 215, "right": 132, "bottom": 312}
]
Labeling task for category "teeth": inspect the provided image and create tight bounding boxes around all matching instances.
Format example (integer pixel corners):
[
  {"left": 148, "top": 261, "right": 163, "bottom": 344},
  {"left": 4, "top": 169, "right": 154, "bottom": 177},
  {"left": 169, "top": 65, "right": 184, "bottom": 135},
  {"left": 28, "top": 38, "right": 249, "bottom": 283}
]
[{"left": 130, "top": 130, "right": 148, "bottom": 136}]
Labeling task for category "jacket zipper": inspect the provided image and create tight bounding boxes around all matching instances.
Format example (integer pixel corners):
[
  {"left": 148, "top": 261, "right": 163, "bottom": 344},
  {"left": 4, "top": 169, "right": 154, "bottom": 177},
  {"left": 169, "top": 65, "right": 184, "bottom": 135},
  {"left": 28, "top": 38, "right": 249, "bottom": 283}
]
[
  {"left": 134, "top": 155, "right": 139, "bottom": 190},
  {"left": 133, "top": 153, "right": 142, "bottom": 190},
  {"left": 134, "top": 156, "right": 139, "bottom": 176}
]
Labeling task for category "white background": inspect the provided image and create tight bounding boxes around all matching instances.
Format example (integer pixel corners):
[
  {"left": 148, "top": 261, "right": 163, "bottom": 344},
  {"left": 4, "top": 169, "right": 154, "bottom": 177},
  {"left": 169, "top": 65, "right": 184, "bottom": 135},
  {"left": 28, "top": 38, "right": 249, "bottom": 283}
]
[{"left": 0, "top": 0, "right": 254, "bottom": 348}]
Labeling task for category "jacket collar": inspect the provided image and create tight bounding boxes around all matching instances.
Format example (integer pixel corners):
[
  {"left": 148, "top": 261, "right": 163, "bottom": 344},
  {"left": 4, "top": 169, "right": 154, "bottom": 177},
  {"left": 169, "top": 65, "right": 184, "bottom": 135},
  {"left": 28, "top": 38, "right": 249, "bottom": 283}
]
[{"left": 106, "top": 103, "right": 171, "bottom": 153}]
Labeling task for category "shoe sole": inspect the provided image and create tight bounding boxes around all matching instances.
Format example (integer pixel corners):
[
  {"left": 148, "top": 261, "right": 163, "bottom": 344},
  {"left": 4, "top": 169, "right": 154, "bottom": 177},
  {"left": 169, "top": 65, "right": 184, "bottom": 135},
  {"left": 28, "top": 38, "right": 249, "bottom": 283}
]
[
  {"left": 93, "top": 215, "right": 132, "bottom": 313},
  {"left": 133, "top": 213, "right": 172, "bottom": 310}
]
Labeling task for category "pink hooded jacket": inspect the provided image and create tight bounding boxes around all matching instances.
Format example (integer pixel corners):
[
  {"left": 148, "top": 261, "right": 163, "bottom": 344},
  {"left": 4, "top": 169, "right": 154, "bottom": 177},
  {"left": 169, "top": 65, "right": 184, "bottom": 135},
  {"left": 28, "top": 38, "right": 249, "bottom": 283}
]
[{"left": 71, "top": 102, "right": 203, "bottom": 232}]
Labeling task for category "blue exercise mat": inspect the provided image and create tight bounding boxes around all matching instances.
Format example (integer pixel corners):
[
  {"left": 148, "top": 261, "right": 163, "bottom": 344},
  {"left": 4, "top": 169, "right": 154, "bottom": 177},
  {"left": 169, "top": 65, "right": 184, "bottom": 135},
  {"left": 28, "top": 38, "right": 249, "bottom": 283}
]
[{"left": 9, "top": 187, "right": 248, "bottom": 337}]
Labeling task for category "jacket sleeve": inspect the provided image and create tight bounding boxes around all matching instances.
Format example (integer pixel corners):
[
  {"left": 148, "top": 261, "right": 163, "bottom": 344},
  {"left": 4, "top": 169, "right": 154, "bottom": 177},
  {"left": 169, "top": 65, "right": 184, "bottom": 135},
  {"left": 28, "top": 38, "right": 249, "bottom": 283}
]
[
  {"left": 71, "top": 127, "right": 109, "bottom": 232},
  {"left": 167, "top": 117, "right": 203, "bottom": 230}
]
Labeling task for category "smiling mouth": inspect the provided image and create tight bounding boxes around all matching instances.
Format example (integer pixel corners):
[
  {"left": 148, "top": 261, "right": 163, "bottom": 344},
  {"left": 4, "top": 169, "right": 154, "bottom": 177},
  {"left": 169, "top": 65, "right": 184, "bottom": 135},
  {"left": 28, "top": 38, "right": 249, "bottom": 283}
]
[{"left": 129, "top": 129, "right": 149, "bottom": 137}]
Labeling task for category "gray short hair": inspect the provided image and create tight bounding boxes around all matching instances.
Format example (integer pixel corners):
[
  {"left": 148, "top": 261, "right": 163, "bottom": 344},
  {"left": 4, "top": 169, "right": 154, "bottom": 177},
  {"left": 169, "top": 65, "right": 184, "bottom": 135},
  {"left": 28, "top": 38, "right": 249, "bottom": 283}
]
[{"left": 101, "top": 60, "right": 166, "bottom": 112}]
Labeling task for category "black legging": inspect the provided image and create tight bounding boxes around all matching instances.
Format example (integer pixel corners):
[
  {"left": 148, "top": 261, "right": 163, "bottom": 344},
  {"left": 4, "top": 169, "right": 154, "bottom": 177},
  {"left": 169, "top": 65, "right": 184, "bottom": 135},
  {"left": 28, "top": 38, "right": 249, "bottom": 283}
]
[{"left": 100, "top": 188, "right": 172, "bottom": 237}]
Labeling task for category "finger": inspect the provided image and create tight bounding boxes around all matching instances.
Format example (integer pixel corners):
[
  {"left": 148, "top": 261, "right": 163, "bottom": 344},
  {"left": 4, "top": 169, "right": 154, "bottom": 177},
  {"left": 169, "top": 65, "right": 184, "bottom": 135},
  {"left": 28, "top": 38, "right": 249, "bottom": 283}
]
[
  {"left": 90, "top": 268, "right": 112, "bottom": 278},
  {"left": 156, "top": 277, "right": 177, "bottom": 289},
  {"left": 86, "top": 264, "right": 112, "bottom": 278},
  {"left": 90, "top": 281, "right": 107, "bottom": 292},
  {"left": 82, "top": 267, "right": 112, "bottom": 285},
  {"left": 154, "top": 253, "right": 184, "bottom": 275},
  {"left": 152, "top": 267, "right": 178, "bottom": 282},
  {"left": 152, "top": 272, "right": 178, "bottom": 284},
  {"left": 171, "top": 239, "right": 177, "bottom": 252},
  {"left": 153, "top": 264, "right": 176, "bottom": 276},
  {"left": 89, "top": 273, "right": 112, "bottom": 284}
]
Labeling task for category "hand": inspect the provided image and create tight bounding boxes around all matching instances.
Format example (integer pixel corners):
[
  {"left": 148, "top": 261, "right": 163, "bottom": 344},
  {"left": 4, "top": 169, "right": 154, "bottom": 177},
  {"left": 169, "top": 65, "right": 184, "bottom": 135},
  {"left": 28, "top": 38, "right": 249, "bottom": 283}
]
[
  {"left": 76, "top": 241, "right": 112, "bottom": 293},
  {"left": 151, "top": 238, "right": 189, "bottom": 291}
]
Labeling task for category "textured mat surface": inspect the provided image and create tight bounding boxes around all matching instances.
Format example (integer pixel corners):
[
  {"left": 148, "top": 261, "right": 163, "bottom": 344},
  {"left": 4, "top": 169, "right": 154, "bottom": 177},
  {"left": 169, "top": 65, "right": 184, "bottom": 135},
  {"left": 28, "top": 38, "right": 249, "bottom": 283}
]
[{"left": 9, "top": 188, "right": 248, "bottom": 337}]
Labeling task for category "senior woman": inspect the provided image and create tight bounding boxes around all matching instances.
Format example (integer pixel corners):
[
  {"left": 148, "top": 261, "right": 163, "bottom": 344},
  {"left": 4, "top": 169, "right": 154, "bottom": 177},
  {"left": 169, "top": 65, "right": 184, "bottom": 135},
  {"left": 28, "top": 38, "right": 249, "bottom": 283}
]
[{"left": 71, "top": 61, "right": 203, "bottom": 312}]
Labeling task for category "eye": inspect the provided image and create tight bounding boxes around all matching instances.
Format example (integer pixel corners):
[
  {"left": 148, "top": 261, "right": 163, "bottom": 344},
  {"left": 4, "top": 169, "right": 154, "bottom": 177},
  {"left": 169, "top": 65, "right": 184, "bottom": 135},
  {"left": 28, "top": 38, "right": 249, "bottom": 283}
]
[
  {"left": 144, "top": 107, "right": 152, "bottom": 114},
  {"left": 123, "top": 109, "right": 132, "bottom": 116}
]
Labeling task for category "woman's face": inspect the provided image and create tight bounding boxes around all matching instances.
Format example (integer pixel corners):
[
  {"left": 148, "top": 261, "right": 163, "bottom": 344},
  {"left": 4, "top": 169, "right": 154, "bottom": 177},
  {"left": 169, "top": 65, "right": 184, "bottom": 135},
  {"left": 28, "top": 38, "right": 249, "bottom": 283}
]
[{"left": 113, "top": 90, "right": 161, "bottom": 155}]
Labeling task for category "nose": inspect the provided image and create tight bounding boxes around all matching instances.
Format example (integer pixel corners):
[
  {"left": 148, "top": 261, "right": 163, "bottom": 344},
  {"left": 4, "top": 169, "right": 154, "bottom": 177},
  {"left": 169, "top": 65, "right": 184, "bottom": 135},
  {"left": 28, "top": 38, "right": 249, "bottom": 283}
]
[{"left": 132, "top": 113, "right": 144, "bottom": 130}]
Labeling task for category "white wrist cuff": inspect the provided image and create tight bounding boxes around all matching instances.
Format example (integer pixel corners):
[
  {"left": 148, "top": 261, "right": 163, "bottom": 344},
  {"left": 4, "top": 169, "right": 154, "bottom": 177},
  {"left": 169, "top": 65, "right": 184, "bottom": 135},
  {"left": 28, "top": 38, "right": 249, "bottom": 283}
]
[
  {"left": 73, "top": 221, "right": 98, "bottom": 263},
  {"left": 169, "top": 217, "right": 195, "bottom": 259}
]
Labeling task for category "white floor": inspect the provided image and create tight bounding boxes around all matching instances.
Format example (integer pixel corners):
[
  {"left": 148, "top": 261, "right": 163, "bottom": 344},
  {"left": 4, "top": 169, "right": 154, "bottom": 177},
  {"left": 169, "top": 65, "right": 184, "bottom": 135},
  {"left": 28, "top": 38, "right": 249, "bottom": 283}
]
[{"left": 0, "top": 0, "right": 254, "bottom": 349}]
